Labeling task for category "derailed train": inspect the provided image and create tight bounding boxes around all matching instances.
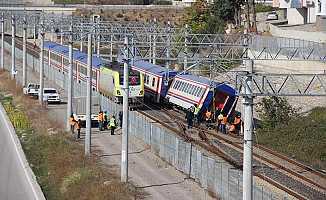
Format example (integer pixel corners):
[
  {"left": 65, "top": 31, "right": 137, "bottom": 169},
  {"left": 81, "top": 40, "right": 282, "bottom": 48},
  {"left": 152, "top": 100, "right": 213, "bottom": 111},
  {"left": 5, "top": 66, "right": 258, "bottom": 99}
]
[
  {"left": 131, "top": 60, "right": 238, "bottom": 117},
  {"left": 43, "top": 41, "right": 237, "bottom": 117}
]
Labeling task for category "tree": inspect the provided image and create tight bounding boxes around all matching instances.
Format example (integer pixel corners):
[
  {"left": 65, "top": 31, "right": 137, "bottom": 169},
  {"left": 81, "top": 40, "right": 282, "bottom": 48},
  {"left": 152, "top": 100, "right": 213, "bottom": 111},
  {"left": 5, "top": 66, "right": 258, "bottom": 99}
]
[
  {"left": 257, "top": 97, "right": 300, "bottom": 129},
  {"left": 211, "top": 0, "right": 244, "bottom": 23},
  {"left": 184, "top": 0, "right": 211, "bottom": 33},
  {"left": 250, "top": 0, "right": 257, "bottom": 32},
  {"left": 185, "top": 0, "right": 245, "bottom": 34}
]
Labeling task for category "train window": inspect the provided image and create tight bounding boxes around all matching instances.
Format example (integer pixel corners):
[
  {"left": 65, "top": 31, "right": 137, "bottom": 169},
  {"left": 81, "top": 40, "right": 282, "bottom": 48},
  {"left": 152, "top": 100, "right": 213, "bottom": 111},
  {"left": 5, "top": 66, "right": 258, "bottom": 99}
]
[
  {"left": 51, "top": 52, "right": 57, "bottom": 62},
  {"left": 181, "top": 82, "right": 188, "bottom": 93},
  {"left": 182, "top": 83, "right": 188, "bottom": 92},
  {"left": 195, "top": 87, "right": 201, "bottom": 97},
  {"left": 145, "top": 75, "right": 150, "bottom": 85},
  {"left": 178, "top": 81, "right": 184, "bottom": 90},
  {"left": 191, "top": 85, "right": 197, "bottom": 95},
  {"left": 92, "top": 70, "right": 97, "bottom": 79},
  {"left": 188, "top": 84, "right": 193, "bottom": 94},
  {"left": 185, "top": 83, "right": 190, "bottom": 93},
  {"left": 80, "top": 66, "right": 87, "bottom": 75},
  {"left": 192, "top": 86, "right": 198, "bottom": 97},
  {"left": 173, "top": 81, "right": 179, "bottom": 90},
  {"left": 63, "top": 58, "right": 69, "bottom": 66},
  {"left": 172, "top": 81, "right": 177, "bottom": 89},
  {"left": 177, "top": 81, "right": 182, "bottom": 90},
  {"left": 190, "top": 85, "right": 196, "bottom": 95},
  {"left": 73, "top": 62, "right": 77, "bottom": 72},
  {"left": 178, "top": 82, "right": 183, "bottom": 91},
  {"left": 152, "top": 77, "right": 155, "bottom": 87},
  {"left": 199, "top": 88, "right": 205, "bottom": 97}
]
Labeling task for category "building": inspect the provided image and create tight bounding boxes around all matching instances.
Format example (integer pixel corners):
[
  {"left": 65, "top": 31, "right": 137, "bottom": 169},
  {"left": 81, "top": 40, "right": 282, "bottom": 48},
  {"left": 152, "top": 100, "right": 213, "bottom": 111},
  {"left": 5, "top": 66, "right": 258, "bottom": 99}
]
[{"left": 273, "top": 0, "right": 326, "bottom": 25}]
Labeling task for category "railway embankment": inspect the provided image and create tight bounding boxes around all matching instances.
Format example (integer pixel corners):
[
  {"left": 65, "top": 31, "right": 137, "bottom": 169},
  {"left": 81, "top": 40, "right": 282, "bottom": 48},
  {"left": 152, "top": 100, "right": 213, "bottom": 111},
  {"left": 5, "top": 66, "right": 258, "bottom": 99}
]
[{"left": 0, "top": 70, "right": 140, "bottom": 200}]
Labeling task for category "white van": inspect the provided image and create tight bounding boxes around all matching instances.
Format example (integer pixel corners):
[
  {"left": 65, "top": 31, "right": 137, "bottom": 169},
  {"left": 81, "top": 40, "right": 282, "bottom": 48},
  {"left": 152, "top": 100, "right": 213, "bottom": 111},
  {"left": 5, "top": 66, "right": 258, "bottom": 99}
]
[
  {"left": 41, "top": 88, "right": 61, "bottom": 103},
  {"left": 23, "top": 83, "right": 40, "bottom": 97}
]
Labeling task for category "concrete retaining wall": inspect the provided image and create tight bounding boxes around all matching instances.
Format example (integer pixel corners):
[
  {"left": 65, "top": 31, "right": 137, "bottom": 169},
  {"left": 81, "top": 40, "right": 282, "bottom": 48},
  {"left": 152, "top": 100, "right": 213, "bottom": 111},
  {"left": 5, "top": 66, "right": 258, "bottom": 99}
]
[
  {"left": 0, "top": 104, "right": 45, "bottom": 200},
  {"left": 269, "top": 23, "right": 326, "bottom": 43}
]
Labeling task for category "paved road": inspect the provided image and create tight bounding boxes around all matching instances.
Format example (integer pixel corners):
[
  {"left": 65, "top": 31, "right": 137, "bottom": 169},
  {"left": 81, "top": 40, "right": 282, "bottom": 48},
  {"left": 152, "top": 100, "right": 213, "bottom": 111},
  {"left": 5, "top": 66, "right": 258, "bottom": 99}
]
[
  {"left": 0, "top": 87, "right": 45, "bottom": 200},
  {"left": 3, "top": 41, "right": 215, "bottom": 200}
]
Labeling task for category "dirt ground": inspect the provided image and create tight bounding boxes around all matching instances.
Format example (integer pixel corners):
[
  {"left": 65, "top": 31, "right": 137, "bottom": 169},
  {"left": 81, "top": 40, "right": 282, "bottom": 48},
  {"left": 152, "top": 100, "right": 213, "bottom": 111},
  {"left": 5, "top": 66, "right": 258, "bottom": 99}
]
[{"left": 75, "top": 8, "right": 186, "bottom": 26}]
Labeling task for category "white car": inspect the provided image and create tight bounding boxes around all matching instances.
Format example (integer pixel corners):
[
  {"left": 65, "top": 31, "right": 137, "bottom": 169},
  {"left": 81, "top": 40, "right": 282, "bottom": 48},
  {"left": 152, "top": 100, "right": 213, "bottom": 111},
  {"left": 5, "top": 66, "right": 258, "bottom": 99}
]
[
  {"left": 41, "top": 88, "right": 61, "bottom": 104},
  {"left": 267, "top": 11, "right": 278, "bottom": 21},
  {"left": 23, "top": 83, "right": 40, "bottom": 97},
  {"left": 73, "top": 113, "right": 99, "bottom": 128}
]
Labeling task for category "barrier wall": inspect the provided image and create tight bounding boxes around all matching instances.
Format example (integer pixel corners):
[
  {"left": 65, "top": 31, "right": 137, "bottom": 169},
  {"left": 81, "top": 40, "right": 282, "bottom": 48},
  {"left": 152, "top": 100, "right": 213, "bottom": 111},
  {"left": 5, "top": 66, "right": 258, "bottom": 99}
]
[
  {"left": 0, "top": 104, "right": 45, "bottom": 200},
  {"left": 269, "top": 23, "right": 326, "bottom": 43}
]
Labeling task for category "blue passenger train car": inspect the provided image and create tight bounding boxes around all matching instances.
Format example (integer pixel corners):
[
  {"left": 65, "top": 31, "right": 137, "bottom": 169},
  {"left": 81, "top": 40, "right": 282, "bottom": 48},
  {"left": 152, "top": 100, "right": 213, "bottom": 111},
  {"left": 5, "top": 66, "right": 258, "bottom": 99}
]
[{"left": 132, "top": 60, "right": 178, "bottom": 103}]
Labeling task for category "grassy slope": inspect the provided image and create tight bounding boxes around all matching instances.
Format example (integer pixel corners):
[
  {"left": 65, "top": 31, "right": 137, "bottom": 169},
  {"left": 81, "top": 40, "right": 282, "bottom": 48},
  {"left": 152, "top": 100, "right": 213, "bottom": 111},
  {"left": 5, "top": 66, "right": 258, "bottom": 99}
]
[{"left": 257, "top": 107, "right": 326, "bottom": 170}]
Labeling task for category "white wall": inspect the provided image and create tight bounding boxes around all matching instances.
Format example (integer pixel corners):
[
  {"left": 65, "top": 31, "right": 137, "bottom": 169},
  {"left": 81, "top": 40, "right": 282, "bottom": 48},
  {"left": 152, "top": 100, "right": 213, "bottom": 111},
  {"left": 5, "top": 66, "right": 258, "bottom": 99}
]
[
  {"left": 287, "top": 8, "right": 307, "bottom": 24},
  {"left": 269, "top": 23, "right": 326, "bottom": 42}
]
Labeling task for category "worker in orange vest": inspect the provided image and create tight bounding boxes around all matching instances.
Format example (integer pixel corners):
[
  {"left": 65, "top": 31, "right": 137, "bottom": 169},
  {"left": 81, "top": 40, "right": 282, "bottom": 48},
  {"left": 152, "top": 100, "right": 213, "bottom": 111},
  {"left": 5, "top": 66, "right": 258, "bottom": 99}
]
[
  {"left": 76, "top": 119, "right": 82, "bottom": 139},
  {"left": 98, "top": 111, "right": 104, "bottom": 131},
  {"left": 69, "top": 114, "right": 77, "bottom": 134},
  {"left": 205, "top": 109, "right": 212, "bottom": 128},
  {"left": 220, "top": 113, "right": 228, "bottom": 134}
]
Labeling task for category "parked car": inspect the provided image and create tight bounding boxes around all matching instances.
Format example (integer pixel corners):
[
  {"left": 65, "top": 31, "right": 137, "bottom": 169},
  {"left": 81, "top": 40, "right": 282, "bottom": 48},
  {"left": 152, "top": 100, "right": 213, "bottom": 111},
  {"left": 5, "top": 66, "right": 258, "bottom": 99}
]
[
  {"left": 41, "top": 88, "right": 61, "bottom": 104},
  {"left": 23, "top": 83, "right": 40, "bottom": 97},
  {"left": 267, "top": 11, "right": 278, "bottom": 21}
]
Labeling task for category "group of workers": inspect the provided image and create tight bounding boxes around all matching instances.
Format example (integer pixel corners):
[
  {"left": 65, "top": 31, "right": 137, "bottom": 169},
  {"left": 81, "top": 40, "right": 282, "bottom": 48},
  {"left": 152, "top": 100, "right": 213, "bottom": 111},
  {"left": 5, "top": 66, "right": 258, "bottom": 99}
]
[
  {"left": 69, "top": 110, "right": 123, "bottom": 138},
  {"left": 97, "top": 111, "right": 123, "bottom": 135},
  {"left": 185, "top": 104, "right": 242, "bottom": 135}
]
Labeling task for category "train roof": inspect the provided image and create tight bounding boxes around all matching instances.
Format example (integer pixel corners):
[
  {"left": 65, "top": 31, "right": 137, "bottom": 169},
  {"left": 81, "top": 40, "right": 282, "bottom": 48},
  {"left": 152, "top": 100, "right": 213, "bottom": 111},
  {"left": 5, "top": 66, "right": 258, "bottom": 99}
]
[
  {"left": 44, "top": 41, "right": 102, "bottom": 69},
  {"left": 176, "top": 74, "right": 237, "bottom": 96},
  {"left": 133, "top": 60, "right": 178, "bottom": 77}
]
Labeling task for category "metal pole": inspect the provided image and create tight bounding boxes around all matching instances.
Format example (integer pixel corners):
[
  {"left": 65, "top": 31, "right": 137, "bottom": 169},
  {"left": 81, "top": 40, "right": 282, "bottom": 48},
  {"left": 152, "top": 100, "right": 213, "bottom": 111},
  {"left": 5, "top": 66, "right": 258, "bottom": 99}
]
[
  {"left": 67, "top": 25, "right": 74, "bottom": 131},
  {"left": 85, "top": 33, "right": 92, "bottom": 156},
  {"left": 121, "top": 36, "right": 129, "bottom": 183},
  {"left": 22, "top": 16, "right": 27, "bottom": 87},
  {"left": 80, "top": 37, "right": 83, "bottom": 51},
  {"left": 11, "top": 15, "right": 16, "bottom": 79},
  {"left": 60, "top": 28, "right": 63, "bottom": 45},
  {"left": 33, "top": 23, "right": 36, "bottom": 43},
  {"left": 243, "top": 59, "right": 254, "bottom": 200},
  {"left": 110, "top": 33, "right": 113, "bottom": 62},
  {"left": 97, "top": 34, "right": 100, "bottom": 57},
  {"left": 152, "top": 18, "right": 156, "bottom": 65},
  {"left": 1, "top": 13, "right": 4, "bottom": 70},
  {"left": 165, "top": 21, "right": 171, "bottom": 80},
  {"left": 39, "top": 25, "right": 45, "bottom": 105},
  {"left": 184, "top": 24, "right": 188, "bottom": 70}
]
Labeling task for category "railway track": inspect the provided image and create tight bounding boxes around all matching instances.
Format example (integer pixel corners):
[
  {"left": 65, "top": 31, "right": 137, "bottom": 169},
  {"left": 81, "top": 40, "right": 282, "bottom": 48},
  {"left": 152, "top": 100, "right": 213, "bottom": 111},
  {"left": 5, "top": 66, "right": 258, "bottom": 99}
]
[
  {"left": 153, "top": 105, "right": 326, "bottom": 200},
  {"left": 7, "top": 36, "right": 326, "bottom": 199}
]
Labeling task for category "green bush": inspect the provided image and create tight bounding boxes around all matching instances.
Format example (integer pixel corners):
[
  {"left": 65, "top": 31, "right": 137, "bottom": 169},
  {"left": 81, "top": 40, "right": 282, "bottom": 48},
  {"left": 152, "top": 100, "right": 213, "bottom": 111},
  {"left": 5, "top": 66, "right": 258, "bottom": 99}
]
[
  {"left": 257, "top": 97, "right": 299, "bottom": 129},
  {"left": 256, "top": 97, "right": 326, "bottom": 169},
  {"left": 255, "top": 3, "right": 275, "bottom": 13},
  {"left": 153, "top": 0, "right": 172, "bottom": 5}
]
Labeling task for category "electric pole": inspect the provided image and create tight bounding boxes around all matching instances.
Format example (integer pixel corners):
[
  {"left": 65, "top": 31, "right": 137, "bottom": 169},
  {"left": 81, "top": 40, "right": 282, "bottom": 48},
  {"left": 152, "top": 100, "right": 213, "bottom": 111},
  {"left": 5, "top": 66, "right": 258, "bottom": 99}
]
[
  {"left": 121, "top": 36, "right": 130, "bottom": 183},
  {"left": 85, "top": 33, "right": 92, "bottom": 156}
]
